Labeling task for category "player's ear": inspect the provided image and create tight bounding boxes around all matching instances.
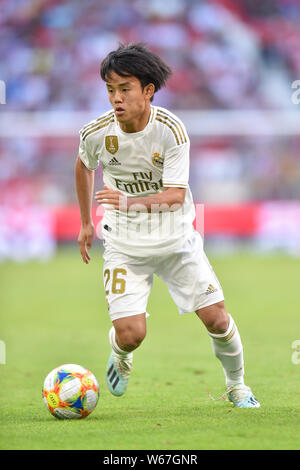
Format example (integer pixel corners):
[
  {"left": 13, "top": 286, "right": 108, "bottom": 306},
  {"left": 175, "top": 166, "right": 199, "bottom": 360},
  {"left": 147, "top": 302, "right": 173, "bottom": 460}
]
[{"left": 144, "top": 83, "right": 155, "bottom": 101}]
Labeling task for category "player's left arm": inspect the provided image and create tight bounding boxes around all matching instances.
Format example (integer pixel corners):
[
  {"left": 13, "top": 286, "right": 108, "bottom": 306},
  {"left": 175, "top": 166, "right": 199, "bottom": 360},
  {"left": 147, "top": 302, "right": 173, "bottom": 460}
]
[{"left": 94, "top": 185, "right": 185, "bottom": 212}]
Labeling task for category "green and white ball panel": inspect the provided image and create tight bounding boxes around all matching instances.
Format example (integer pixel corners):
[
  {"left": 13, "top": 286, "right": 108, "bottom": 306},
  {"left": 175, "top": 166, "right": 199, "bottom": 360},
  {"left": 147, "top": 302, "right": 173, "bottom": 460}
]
[
  {"left": 85, "top": 389, "right": 98, "bottom": 412},
  {"left": 59, "top": 377, "right": 81, "bottom": 402},
  {"left": 54, "top": 408, "right": 81, "bottom": 419}
]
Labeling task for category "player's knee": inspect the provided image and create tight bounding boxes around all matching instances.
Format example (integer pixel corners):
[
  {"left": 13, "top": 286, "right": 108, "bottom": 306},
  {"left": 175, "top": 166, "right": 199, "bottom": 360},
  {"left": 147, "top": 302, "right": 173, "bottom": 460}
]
[
  {"left": 197, "top": 301, "right": 229, "bottom": 334},
  {"left": 207, "top": 305, "right": 229, "bottom": 334},
  {"left": 118, "top": 330, "right": 145, "bottom": 350},
  {"left": 115, "top": 321, "right": 146, "bottom": 351}
]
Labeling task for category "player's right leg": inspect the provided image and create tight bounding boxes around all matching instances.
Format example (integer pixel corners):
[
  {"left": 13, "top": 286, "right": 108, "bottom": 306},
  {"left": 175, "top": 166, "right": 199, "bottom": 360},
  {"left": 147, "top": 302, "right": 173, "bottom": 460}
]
[
  {"left": 107, "top": 314, "right": 146, "bottom": 396},
  {"left": 102, "top": 246, "right": 153, "bottom": 396}
]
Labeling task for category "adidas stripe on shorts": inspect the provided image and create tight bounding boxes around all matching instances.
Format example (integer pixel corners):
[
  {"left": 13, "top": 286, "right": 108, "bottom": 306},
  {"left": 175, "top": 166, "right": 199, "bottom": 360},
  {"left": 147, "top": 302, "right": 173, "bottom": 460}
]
[{"left": 102, "top": 231, "right": 225, "bottom": 321}]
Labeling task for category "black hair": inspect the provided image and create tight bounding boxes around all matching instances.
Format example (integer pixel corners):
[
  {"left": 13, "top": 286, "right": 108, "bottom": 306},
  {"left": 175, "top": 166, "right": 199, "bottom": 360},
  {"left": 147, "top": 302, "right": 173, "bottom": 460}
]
[{"left": 100, "top": 43, "right": 172, "bottom": 101}]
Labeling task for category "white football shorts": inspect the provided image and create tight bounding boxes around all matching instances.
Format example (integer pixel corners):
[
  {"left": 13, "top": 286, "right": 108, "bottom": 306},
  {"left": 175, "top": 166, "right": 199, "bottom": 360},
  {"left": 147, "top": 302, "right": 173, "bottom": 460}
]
[{"left": 102, "top": 230, "right": 224, "bottom": 321}]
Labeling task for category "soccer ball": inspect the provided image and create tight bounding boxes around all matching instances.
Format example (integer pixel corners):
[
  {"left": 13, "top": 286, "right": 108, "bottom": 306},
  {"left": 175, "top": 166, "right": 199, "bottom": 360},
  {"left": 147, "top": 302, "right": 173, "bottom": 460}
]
[{"left": 42, "top": 363, "right": 100, "bottom": 419}]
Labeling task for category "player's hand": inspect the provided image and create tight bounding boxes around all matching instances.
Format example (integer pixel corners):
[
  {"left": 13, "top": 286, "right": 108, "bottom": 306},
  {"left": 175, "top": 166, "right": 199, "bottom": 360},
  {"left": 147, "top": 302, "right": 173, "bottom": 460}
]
[
  {"left": 77, "top": 222, "right": 94, "bottom": 264},
  {"left": 94, "top": 185, "right": 127, "bottom": 210}
]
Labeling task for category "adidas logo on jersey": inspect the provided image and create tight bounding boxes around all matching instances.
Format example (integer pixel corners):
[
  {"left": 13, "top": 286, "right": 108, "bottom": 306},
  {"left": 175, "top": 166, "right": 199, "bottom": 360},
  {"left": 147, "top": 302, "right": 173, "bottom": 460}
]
[
  {"left": 108, "top": 157, "right": 121, "bottom": 166},
  {"left": 205, "top": 284, "right": 218, "bottom": 295}
]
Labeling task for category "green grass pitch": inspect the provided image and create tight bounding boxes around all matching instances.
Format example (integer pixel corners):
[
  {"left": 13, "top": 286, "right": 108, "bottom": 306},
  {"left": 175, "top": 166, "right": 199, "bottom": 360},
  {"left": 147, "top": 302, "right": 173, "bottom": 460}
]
[{"left": 1, "top": 245, "right": 300, "bottom": 450}]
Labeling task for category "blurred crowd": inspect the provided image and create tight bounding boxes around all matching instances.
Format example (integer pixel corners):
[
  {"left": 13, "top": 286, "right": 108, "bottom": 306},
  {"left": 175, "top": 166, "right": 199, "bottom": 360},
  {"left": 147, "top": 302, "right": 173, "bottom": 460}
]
[
  {"left": 1, "top": 0, "right": 300, "bottom": 207},
  {"left": 2, "top": 0, "right": 300, "bottom": 111}
]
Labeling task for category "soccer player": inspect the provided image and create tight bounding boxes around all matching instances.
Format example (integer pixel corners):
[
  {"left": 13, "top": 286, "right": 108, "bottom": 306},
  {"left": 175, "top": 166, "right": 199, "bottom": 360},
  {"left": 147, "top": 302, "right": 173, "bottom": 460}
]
[{"left": 75, "top": 43, "right": 260, "bottom": 408}]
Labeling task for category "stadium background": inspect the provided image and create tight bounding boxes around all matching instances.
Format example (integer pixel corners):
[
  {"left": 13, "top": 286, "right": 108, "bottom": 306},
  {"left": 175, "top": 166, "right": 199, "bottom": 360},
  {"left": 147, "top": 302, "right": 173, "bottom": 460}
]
[{"left": 1, "top": 0, "right": 300, "bottom": 260}]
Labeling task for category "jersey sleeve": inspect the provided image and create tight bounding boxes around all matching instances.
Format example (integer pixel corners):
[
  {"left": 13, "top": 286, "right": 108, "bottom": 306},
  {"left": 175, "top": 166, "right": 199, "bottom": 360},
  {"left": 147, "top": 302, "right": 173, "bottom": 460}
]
[
  {"left": 162, "top": 141, "right": 190, "bottom": 188},
  {"left": 78, "top": 131, "right": 100, "bottom": 171}
]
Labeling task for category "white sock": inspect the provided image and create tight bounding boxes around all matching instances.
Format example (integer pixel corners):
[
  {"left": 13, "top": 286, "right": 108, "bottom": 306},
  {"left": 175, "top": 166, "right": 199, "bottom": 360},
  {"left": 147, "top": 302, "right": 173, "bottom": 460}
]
[
  {"left": 208, "top": 314, "right": 244, "bottom": 388},
  {"left": 109, "top": 326, "right": 132, "bottom": 357}
]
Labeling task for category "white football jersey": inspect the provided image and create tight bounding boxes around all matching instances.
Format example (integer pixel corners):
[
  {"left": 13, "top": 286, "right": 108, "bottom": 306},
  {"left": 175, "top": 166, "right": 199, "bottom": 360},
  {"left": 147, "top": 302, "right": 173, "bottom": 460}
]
[{"left": 78, "top": 105, "right": 196, "bottom": 256}]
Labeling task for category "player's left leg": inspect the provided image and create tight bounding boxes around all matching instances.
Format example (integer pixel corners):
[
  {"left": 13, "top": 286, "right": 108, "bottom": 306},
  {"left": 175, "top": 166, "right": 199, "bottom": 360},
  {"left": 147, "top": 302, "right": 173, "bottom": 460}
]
[
  {"left": 156, "top": 231, "right": 260, "bottom": 408},
  {"left": 196, "top": 302, "right": 260, "bottom": 408},
  {"left": 195, "top": 302, "right": 243, "bottom": 382},
  {"left": 195, "top": 301, "right": 244, "bottom": 386}
]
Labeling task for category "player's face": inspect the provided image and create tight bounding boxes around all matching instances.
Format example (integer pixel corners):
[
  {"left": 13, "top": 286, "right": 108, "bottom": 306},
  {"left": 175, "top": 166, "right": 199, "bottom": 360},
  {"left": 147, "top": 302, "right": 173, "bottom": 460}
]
[{"left": 105, "top": 71, "right": 153, "bottom": 130}]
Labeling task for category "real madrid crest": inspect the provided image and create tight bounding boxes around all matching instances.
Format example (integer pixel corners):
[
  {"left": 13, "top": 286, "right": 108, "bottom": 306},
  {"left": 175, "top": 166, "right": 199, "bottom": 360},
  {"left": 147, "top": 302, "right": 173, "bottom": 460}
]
[
  {"left": 152, "top": 152, "right": 164, "bottom": 168},
  {"left": 105, "top": 136, "right": 119, "bottom": 154}
]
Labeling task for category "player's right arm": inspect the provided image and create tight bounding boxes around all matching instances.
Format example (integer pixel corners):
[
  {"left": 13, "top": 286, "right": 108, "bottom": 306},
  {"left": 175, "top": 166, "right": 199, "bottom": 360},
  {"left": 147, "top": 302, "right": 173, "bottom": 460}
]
[{"left": 75, "top": 155, "right": 95, "bottom": 264}]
